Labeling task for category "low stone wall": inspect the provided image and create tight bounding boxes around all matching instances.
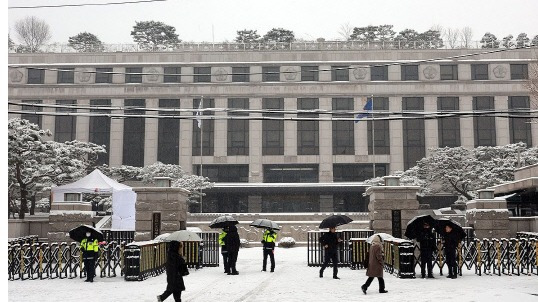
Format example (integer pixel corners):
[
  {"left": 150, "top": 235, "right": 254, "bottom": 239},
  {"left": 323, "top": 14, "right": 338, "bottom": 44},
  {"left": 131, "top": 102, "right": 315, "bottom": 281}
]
[
  {"left": 509, "top": 216, "right": 538, "bottom": 237},
  {"left": 8, "top": 215, "right": 50, "bottom": 240}
]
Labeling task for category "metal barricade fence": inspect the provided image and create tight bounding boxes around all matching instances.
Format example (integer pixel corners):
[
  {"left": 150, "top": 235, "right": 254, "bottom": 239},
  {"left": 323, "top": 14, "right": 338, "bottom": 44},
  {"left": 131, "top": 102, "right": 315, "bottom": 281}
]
[
  {"left": 307, "top": 230, "right": 374, "bottom": 267},
  {"left": 8, "top": 235, "right": 39, "bottom": 246},
  {"left": 196, "top": 231, "right": 219, "bottom": 267},
  {"left": 101, "top": 230, "right": 135, "bottom": 243}
]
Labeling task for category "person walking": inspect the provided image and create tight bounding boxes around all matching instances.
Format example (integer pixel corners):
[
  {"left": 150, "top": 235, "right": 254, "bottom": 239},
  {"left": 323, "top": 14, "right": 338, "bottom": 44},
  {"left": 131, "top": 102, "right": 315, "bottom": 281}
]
[
  {"left": 80, "top": 231, "right": 99, "bottom": 282},
  {"left": 443, "top": 225, "right": 459, "bottom": 279},
  {"left": 157, "top": 241, "right": 189, "bottom": 302},
  {"left": 361, "top": 235, "right": 388, "bottom": 294},
  {"left": 219, "top": 227, "right": 230, "bottom": 274},
  {"left": 261, "top": 228, "right": 277, "bottom": 272},
  {"left": 225, "top": 225, "right": 241, "bottom": 275},
  {"left": 319, "top": 227, "right": 342, "bottom": 279},
  {"left": 417, "top": 222, "right": 436, "bottom": 278}
]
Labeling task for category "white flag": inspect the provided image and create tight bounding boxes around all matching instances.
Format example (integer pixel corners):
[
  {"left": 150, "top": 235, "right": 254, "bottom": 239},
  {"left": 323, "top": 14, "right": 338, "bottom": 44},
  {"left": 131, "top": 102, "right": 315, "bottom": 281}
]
[{"left": 195, "top": 99, "right": 202, "bottom": 129}]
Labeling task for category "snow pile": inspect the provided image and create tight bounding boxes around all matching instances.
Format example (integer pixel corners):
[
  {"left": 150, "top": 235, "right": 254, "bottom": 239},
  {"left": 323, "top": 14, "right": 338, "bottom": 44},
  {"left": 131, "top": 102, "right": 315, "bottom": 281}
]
[{"left": 278, "top": 237, "right": 296, "bottom": 248}]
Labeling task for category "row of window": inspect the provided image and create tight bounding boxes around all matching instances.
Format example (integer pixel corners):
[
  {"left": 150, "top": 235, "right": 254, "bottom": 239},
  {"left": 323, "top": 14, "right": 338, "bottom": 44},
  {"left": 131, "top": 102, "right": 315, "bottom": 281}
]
[
  {"left": 19, "top": 96, "right": 532, "bottom": 168},
  {"left": 24, "top": 63, "right": 529, "bottom": 84}
]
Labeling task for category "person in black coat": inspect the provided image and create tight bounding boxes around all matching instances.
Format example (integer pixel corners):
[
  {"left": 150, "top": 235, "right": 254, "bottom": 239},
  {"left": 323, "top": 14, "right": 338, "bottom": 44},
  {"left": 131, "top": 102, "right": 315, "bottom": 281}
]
[
  {"left": 417, "top": 222, "right": 436, "bottom": 278},
  {"left": 319, "top": 227, "right": 343, "bottom": 279},
  {"left": 225, "top": 225, "right": 241, "bottom": 275},
  {"left": 443, "top": 225, "right": 459, "bottom": 279},
  {"left": 158, "top": 241, "right": 189, "bottom": 302}
]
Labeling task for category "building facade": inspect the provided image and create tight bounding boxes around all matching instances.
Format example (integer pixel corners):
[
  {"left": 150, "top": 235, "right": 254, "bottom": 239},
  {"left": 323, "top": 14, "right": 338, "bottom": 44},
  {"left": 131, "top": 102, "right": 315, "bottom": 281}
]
[{"left": 8, "top": 47, "right": 538, "bottom": 213}]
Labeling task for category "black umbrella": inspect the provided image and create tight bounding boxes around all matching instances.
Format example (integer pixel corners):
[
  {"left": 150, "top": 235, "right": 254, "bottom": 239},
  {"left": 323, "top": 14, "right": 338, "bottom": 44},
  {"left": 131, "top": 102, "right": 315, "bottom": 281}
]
[
  {"left": 209, "top": 215, "right": 239, "bottom": 229},
  {"left": 69, "top": 225, "right": 104, "bottom": 242},
  {"left": 404, "top": 214, "right": 436, "bottom": 240},
  {"left": 250, "top": 219, "right": 281, "bottom": 230},
  {"left": 434, "top": 218, "right": 466, "bottom": 240},
  {"left": 319, "top": 215, "right": 353, "bottom": 229}
]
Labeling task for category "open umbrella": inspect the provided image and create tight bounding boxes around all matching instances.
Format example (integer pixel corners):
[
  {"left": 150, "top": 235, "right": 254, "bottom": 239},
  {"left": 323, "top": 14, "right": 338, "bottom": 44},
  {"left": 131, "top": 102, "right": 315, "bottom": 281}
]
[
  {"left": 366, "top": 232, "right": 394, "bottom": 243},
  {"left": 404, "top": 214, "right": 436, "bottom": 240},
  {"left": 319, "top": 214, "right": 353, "bottom": 229},
  {"left": 434, "top": 218, "right": 466, "bottom": 240},
  {"left": 250, "top": 219, "right": 281, "bottom": 230},
  {"left": 69, "top": 225, "right": 104, "bottom": 242},
  {"left": 209, "top": 215, "right": 239, "bottom": 229},
  {"left": 164, "top": 230, "right": 202, "bottom": 242},
  {"left": 154, "top": 233, "right": 170, "bottom": 241}
]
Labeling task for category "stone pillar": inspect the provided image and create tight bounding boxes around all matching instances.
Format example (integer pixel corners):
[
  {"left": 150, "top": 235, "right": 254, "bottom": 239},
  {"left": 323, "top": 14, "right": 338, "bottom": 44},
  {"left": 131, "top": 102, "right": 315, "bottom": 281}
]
[
  {"left": 460, "top": 96, "right": 474, "bottom": 149},
  {"left": 495, "top": 96, "right": 510, "bottom": 146},
  {"left": 109, "top": 99, "right": 124, "bottom": 166},
  {"left": 42, "top": 99, "right": 56, "bottom": 141},
  {"left": 214, "top": 97, "right": 227, "bottom": 157},
  {"left": 248, "top": 195, "right": 263, "bottom": 213},
  {"left": 179, "top": 98, "right": 194, "bottom": 174},
  {"left": 389, "top": 97, "right": 404, "bottom": 172},
  {"left": 144, "top": 98, "right": 159, "bottom": 166},
  {"left": 366, "top": 176, "right": 420, "bottom": 237},
  {"left": 48, "top": 201, "right": 95, "bottom": 242},
  {"left": 319, "top": 97, "right": 333, "bottom": 182},
  {"left": 249, "top": 98, "right": 263, "bottom": 182},
  {"left": 465, "top": 189, "right": 510, "bottom": 239},
  {"left": 284, "top": 97, "right": 297, "bottom": 156},
  {"left": 424, "top": 96, "right": 438, "bottom": 156},
  {"left": 133, "top": 187, "right": 189, "bottom": 241},
  {"left": 76, "top": 99, "right": 90, "bottom": 142}
]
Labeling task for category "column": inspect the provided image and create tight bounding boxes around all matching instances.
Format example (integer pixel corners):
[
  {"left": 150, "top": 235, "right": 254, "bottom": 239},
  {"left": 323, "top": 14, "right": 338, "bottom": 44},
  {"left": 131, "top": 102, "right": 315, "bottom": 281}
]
[
  {"left": 460, "top": 96, "right": 474, "bottom": 148},
  {"left": 76, "top": 99, "right": 90, "bottom": 142},
  {"left": 495, "top": 96, "right": 510, "bottom": 146},
  {"left": 319, "top": 97, "right": 333, "bottom": 182},
  {"left": 319, "top": 64, "right": 331, "bottom": 82},
  {"left": 389, "top": 97, "right": 404, "bottom": 172},
  {"left": 424, "top": 96, "right": 438, "bottom": 156},
  {"left": 249, "top": 97, "right": 263, "bottom": 182},
  {"left": 179, "top": 98, "right": 194, "bottom": 174},
  {"left": 250, "top": 66, "right": 262, "bottom": 83},
  {"left": 109, "top": 99, "right": 124, "bottom": 166},
  {"left": 388, "top": 65, "right": 400, "bottom": 81},
  {"left": 144, "top": 98, "right": 159, "bottom": 166},
  {"left": 355, "top": 96, "right": 369, "bottom": 156},
  {"left": 459, "top": 64, "right": 472, "bottom": 81},
  {"left": 284, "top": 97, "right": 297, "bottom": 156},
  {"left": 531, "top": 94, "right": 538, "bottom": 147},
  {"left": 41, "top": 99, "right": 55, "bottom": 141},
  {"left": 214, "top": 97, "right": 227, "bottom": 157}
]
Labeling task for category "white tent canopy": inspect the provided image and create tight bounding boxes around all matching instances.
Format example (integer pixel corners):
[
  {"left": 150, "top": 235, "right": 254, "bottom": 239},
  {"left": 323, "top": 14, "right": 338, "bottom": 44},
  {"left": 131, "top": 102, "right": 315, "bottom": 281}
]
[{"left": 51, "top": 169, "right": 137, "bottom": 230}]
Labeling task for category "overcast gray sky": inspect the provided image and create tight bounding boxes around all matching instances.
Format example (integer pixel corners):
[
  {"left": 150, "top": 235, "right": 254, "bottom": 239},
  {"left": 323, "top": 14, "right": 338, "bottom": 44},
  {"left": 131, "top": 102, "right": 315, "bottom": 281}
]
[{"left": 6, "top": 0, "right": 538, "bottom": 44}]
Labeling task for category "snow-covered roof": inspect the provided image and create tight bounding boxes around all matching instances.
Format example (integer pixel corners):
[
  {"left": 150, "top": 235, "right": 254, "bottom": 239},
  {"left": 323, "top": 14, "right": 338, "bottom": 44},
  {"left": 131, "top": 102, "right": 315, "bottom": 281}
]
[{"left": 52, "top": 169, "right": 132, "bottom": 195}]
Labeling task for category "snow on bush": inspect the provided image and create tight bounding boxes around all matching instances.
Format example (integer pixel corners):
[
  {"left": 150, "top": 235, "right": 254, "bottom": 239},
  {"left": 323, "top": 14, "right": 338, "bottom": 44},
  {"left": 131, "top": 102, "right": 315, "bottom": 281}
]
[
  {"left": 240, "top": 238, "right": 249, "bottom": 248},
  {"left": 278, "top": 237, "right": 296, "bottom": 248}
]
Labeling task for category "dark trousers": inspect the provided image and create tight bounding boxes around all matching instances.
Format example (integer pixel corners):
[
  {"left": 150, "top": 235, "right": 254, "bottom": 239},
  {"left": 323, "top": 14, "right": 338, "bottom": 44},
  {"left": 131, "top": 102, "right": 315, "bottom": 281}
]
[
  {"left": 420, "top": 248, "right": 434, "bottom": 277},
  {"left": 160, "top": 290, "right": 181, "bottom": 302},
  {"left": 363, "top": 277, "right": 385, "bottom": 291},
  {"left": 320, "top": 249, "right": 338, "bottom": 277},
  {"left": 83, "top": 257, "right": 96, "bottom": 281},
  {"left": 221, "top": 251, "right": 229, "bottom": 273},
  {"left": 228, "top": 251, "right": 238, "bottom": 273},
  {"left": 445, "top": 248, "right": 457, "bottom": 277},
  {"left": 263, "top": 249, "right": 275, "bottom": 271}
]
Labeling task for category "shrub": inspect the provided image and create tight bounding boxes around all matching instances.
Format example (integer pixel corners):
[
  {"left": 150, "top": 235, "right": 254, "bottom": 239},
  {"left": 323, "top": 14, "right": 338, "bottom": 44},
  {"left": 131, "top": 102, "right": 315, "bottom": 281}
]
[
  {"left": 240, "top": 238, "right": 249, "bottom": 248},
  {"left": 278, "top": 237, "right": 296, "bottom": 248}
]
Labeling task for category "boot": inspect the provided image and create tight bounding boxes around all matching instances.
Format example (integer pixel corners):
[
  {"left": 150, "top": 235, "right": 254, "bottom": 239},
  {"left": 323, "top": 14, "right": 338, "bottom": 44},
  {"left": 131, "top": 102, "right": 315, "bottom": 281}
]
[
  {"left": 361, "top": 285, "right": 367, "bottom": 295},
  {"left": 319, "top": 269, "right": 323, "bottom": 278}
]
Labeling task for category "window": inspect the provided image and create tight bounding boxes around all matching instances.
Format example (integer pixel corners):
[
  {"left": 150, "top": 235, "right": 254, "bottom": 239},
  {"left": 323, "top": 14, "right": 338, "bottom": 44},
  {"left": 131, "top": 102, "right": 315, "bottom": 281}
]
[
  {"left": 440, "top": 65, "right": 458, "bottom": 80},
  {"left": 332, "top": 98, "right": 354, "bottom": 155},
  {"left": 158, "top": 99, "right": 180, "bottom": 164},
  {"left": 123, "top": 99, "right": 145, "bottom": 166},
  {"left": 473, "top": 96, "right": 496, "bottom": 146},
  {"left": 95, "top": 68, "right": 113, "bottom": 83},
  {"left": 471, "top": 64, "right": 489, "bottom": 80},
  {"left": 55, "top": 100, "right": 77, "bottom": 142},
  {"left": 163, "top": 67, "right": 181, "bottom": 83},
  {"left": 262, "top": 98, "right": 284, "bottom": 155},
  {"left": 194, "top": 165, "right": 249, "bottom": 182},
  {"left": 510, "top": 64, "right": 528, "bottom": 80},
  {"left": 27, "top": 68, "right": 44, "bottom": 84},
  {"left": 57, "top": 68, "right": 74, "bottom": 83},
  {"left": 125, "top": 67, "right": 142, "bottom": 83},
  {"left": 232, "top": 66, "right": 250, "bottom": 82},
  {"left": 301, "top": 66, "right": 318, "bottom": 81},
  {"left": 401, "top": 65, "right": 419, "bottom": 81},
  {"left": 89, "top": 99, "right": 111, "bottom": 165},
  {"left": 228, "top": 98, "right": 249, "bottom": 156},
  {"left": 263, "top": 164, "right": 319, "bottom": 183},
  {"left": 20, "top": 100, "right": 42, "bottom": 128},
  {"left": 371, "top": 65, "right": 388, "bottom": 81},
  {"left": 508, "top": 96, "right": 532, "bottom": 145},
  {"left": 367, "top": 97, "right": 390, "bottom": 155},
  {"left": 194, "top": 67, "right": 211, "bottom": 83},
  {"left": 332, "top": 66, "right": 349, "bottom": 81},
  {"left": 402, "top": 97, "right": 425, "bottom": 169},
  {"left": 192, "top": 98, "right": 214, "bottom": 156},
  {"left": 437, "top": 97, "right": 460, "bottom": 147},
  {"left": 262, "top": 66, "right": 280, "bottom": 82},
  {"left": 262, "top": 194, "right": 320, "bottom": 212},
  {"left": 297, "top": 98, "right": 319, "bottom": 155},
  {"left": 64, "top": 193, "right": 81, "bottom": 202},
  {"left": 333, "top": 164, "right": 388, "bottom": 182}
]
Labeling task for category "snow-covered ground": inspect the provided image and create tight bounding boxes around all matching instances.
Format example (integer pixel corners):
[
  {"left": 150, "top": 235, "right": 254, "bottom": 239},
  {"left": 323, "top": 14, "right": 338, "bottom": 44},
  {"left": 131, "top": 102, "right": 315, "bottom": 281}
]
[{"left": 8, "top": 247, "right": 538, "bottom": 302}]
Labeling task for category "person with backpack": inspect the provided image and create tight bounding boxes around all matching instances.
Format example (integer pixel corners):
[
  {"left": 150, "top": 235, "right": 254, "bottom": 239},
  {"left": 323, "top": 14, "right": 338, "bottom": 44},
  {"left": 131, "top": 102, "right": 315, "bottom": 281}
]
[{"left": 157, "top": 241, "right": 189, "bottom": 302}]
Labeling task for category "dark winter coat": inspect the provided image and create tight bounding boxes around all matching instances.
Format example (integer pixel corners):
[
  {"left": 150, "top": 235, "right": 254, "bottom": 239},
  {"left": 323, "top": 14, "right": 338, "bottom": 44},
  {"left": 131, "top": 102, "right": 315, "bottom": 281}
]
[
  {"left": 165, "top": 241, "right": 189, "bottom": 293},
  {"left": 443, "top": 231, "right": 460, "bottom": 250},
  {"left": 366, "top": 243, "right": 384, "bottom": 278},
  {"left": 417, "top": 228, "right": 436, "bottom": 250},
  {"left": 225, "top": 225, "right": 241, "bottom": 254},
  {"left": 319, "top": 232, "right": 339, "bottom": 251}
]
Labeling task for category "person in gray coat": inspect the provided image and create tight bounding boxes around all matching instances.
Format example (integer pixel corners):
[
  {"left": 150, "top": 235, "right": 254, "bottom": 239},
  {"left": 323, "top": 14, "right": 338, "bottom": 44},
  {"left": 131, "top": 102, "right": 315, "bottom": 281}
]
[{"left": 361, "top": 235, "right": 388, "bottom": 294}]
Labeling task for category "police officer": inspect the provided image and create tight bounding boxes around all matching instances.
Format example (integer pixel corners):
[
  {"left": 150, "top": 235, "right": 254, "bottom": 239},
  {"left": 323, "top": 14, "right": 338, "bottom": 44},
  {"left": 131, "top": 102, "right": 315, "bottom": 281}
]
[
  {"left": 417, "top": 222, "right": 436, "bottom": 278},
  {"left": 80, "top": 231, "right": 99, "bottom": 282},
  {"left": 219, "top": 227, "right": 230, "bottom": 274},
  {"left": 261, "top": 228, "right": 277, "bottom": 272}
]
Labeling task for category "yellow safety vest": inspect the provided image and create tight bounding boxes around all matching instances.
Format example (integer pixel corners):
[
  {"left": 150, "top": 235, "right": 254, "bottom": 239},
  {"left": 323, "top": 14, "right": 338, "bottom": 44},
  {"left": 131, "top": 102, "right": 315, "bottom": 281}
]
[
  {"left": 81, "top": 238, "right": 99, "bottom": 252},
  {"left": 219, "top": 231, "right": 227, "bottom": 246},
  {"left": 263, "top": 230, "right": 277, "bottom": 243}
]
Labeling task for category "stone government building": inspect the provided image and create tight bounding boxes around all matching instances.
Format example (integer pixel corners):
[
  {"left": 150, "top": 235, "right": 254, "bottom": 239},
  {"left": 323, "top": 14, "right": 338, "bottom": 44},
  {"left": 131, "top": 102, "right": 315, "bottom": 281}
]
[{"left": 8, "top": 45, "right": 538, "bottom": 214}]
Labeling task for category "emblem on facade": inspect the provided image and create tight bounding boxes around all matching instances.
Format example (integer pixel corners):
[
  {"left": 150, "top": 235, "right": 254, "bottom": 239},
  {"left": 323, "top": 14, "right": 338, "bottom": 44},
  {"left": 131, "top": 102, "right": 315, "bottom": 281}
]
[
  {"left": 353, "top": 67, "right": 368, "bottom": 80},
  {"left": 78, "top": 68, "right": 92, "bottom": 82},
  {"left": 493, "top": 65, "right": 507, "bottom": 78},
  {"left": 284, "top": 67, "right": 297, "bottom": 80},
  {"left": 423, "top": 66, "right": 437, "bottom": 80},
  {"left": 9, "top": 69, "right": 24, "bottom": 83},
  {"left": 147, "top": 68, "right": 159, "bottom": 82},
  {"left": 215, "top": 68, "right": 228, "bottom": 81}
]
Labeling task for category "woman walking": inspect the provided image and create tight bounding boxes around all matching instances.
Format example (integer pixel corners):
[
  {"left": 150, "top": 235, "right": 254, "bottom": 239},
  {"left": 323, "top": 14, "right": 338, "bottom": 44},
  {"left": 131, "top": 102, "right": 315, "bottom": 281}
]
[
  {"left": 361, "top": 235, "right": 388, "bottom": 295},
  {"left": 158, "top": 241, "right": 189, "bottom": 302}
]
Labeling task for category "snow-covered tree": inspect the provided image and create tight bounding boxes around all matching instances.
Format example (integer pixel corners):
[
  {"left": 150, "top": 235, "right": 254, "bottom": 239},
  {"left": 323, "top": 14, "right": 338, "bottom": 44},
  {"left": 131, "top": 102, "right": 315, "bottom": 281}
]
[
  {"left": 263, "top": 28, "right": 295, "bottom": 43},
  {"left": 480, "top": 32, "right": 500, "bottom": 48},
  {"left": 502, "top": 34, "right": 514, "bottom": 48},
  {"left": 130, "top": 20, "right": 181, "bottom": 50},
  {"left": 394, "top": 29, "right": 420, "bottom": 49},
  {"left": 515, "top": 33, "right": 530, "bottom": 47},
  {"left": 68, "top": 32, "right": 104, "bottom": 52},
  {"left": 532, "top": 35, "right": 538, "bottom": 46},
  {"left": 234, "top": 29, "right": 261, "bottom": 44}
]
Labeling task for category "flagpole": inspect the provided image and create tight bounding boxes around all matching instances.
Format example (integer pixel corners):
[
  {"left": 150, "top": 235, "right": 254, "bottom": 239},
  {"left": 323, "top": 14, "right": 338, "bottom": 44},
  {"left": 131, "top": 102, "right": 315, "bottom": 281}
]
[
  {"left": 200, "top": 96, "right": 203, "bottom": 213},
  {"left": 371, "top": 95, "right": 376, "bottom": 178}
]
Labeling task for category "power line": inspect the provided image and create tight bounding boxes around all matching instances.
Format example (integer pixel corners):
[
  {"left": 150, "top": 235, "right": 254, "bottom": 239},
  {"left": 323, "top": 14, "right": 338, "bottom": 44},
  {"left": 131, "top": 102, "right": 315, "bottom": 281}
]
[{"left": 8, "top": 0, "right": 167, "bottom": 9}]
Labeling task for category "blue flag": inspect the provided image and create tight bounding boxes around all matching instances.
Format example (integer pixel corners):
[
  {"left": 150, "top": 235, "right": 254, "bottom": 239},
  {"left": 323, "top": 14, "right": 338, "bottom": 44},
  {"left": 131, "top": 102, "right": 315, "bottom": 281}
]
[{"left": 355, "top": 98, "right": 373, "bottom": 123}]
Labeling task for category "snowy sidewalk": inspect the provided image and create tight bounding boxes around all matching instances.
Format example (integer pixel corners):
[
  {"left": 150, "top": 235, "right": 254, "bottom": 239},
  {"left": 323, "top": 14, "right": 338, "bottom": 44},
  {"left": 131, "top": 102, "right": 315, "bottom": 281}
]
[{"left": 8, "top": 247, "right": 538, "bottom": 302}]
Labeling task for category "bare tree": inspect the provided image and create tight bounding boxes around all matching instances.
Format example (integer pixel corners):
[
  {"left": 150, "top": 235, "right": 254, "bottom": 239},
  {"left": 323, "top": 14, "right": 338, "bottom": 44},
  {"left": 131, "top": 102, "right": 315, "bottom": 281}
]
[
  {"left": 14, "top": 16, "right": 51, "bottom": 52},
  {"left": 337, "top": 22, "right": 353, "bottom": 41},
  {"left": 446, "top": 28, "right": 460, "bottom": 48},
  {"left": 460, "top": 27, "right": 473, "bottom": 48}
]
